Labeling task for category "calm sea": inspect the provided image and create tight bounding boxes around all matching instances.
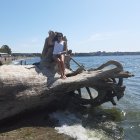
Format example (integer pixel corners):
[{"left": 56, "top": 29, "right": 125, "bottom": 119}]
[{"left": 13, "top": 55, "right": 140, "bottom": 140}]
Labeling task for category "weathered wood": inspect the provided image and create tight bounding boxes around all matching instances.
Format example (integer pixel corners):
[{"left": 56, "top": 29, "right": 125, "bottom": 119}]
[{"left": 0, "top": 60, "right": 133, "bottom": 121}]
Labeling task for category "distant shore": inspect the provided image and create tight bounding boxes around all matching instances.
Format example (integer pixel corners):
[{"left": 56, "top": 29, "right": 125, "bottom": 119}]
[
  {"left": 12, "top": 52, "right": 140, "bottom": 57},
  {"left": 1, "top": 51, "right": 140, "bottom": 65},
  {"left": 0, "top": 56, "right": 35, "bottom": 65},
  {"left": 74, "top": 51, "right": 140, "bottom": 57}
]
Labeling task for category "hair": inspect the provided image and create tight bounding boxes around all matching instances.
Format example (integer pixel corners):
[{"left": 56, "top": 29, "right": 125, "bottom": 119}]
[
  {"left": 57, "top": 33, "right": 63, "bottom": 37},
  {"left": 53, "top": 32, "right": 63, "bottom": 41}
]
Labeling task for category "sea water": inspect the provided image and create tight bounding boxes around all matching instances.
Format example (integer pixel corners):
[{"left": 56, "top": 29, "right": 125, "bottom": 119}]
[
  {"left": 13, "top": 55, "right": 140, "bottom": 140},
  {"left": 70, "top": 55, "right": 140, "bottom": 140}
]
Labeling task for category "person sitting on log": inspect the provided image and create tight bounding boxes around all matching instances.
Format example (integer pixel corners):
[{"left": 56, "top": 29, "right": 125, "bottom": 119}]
[{"left": 53, "top": 33, "right": 67, "bottom": 79}]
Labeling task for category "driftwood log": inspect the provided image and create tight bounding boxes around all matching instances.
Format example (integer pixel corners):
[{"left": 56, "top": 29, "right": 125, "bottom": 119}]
[{"left": 0, "top": 58, "right": 133, "bottom": 121}]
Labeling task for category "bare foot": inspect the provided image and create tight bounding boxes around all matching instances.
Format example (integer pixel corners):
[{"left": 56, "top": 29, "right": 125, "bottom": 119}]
[{"left": 60, "top": 75, "right": 67, "bottom": 79}]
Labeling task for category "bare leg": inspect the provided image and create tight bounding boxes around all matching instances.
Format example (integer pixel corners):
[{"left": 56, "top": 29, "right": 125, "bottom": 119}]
[
  {"left": 54, "top": 56, "right": 63, "bottom": 78},
  {"left": 53, "top": 55, "right": 66, "bottom": 79},
  {"left": 60, "top": 54, "right": 66, "bottom": 79}
]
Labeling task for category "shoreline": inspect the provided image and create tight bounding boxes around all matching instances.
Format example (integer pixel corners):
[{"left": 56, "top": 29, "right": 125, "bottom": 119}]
[{"left": 0, "top": 56, "right": 36, "bottom": 65}]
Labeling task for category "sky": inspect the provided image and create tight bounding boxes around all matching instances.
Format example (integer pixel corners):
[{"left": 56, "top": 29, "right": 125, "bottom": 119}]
[{"left": 0, "top": 0, "right": 140, "bottom": 53}]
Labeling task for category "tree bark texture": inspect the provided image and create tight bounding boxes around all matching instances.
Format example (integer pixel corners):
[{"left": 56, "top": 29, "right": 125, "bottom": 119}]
[{"left": 0, "top": 60, "right": 133, "bottom": 121}]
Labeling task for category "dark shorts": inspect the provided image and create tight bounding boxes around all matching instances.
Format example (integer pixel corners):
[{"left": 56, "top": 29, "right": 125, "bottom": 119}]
[{"left": 53, "top": 54, "right": 65, "bottom": 61}]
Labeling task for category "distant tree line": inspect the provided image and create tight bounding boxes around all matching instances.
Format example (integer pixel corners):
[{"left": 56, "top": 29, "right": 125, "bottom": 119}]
[
  {"left": 0, "top": 45, "right": 41, "bottom": 57},
  {"left": 74, "top": 51, "right": 140, "bottom": 56},
  {"left": 12, "top": 53, "right": 41, "bottom": 57},
  {"left": 0, "top": 45, "right": 12, "bottom": 54}
]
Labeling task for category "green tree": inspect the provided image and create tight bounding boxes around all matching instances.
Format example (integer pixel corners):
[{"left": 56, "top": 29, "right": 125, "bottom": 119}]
[{"left": 0, "top": 45, "right": 12, "bottom": 54}]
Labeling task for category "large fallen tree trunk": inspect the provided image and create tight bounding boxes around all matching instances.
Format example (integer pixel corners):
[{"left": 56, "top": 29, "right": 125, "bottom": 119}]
[{"left": 0, "top": 60, "right": 133, "bottom": 121}]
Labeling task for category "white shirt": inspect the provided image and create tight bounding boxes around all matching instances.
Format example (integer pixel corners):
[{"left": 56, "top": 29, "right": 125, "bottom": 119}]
[{"left": 53, "top": 41, "right": 64, "bottom": 55}]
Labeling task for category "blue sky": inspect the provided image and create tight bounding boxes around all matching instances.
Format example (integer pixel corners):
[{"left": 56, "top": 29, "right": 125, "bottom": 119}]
[{"left": 0, "top": 0, "right": 140, "bottom": 53}]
